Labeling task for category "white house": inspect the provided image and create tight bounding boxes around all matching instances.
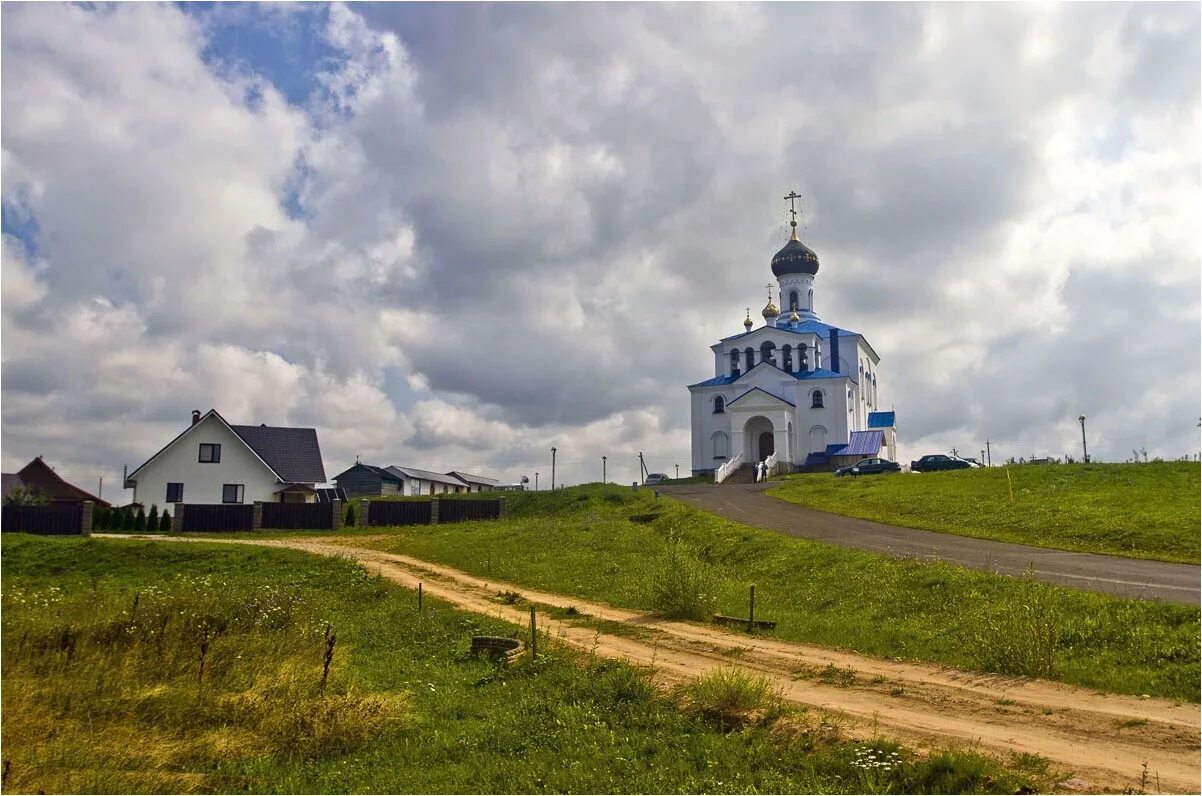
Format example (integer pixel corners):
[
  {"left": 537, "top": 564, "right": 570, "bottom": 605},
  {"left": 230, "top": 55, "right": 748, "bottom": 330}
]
[
  {"left": 125, "top": 409, "right": 328, "bottom": 506},
  {"left": 446, "top": 471, "right": 499, "bottom": 492},
  {"left": 688, "top": 197, "right": 899, "bottom": 477}
]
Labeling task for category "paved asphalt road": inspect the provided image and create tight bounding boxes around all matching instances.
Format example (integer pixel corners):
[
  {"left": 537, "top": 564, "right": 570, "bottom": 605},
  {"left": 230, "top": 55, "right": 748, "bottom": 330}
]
[{"left": 659, "top": 482, "right": 1200, "bottom": 605}]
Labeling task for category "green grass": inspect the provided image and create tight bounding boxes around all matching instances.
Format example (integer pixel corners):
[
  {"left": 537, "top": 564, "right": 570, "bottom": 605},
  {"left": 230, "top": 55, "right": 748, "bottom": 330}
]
[
  {"left": 343, "top": 484, "right": 1199, "bottom": 702},
  {"left": 768, "top": 462, "right": 1201, "bottom": 564},
  {"left": 1, "top": 534, "right": 1050, "bottom": 795}
]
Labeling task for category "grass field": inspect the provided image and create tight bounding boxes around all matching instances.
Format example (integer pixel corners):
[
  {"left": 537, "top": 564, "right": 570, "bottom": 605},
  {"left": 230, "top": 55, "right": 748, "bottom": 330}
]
[
  {"left": 768, "top": 462, "right": 1200, "bottom": 564},
  {"left": 0, "top": 535, "right": 1049, "bottom": 794},
  {"left": 339, "top": 485, "right": 1199, "bottom": 702}
]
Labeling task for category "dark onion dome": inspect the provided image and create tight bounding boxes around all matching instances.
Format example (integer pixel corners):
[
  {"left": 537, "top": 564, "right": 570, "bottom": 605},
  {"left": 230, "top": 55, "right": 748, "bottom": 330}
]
[{"left": 771, "top": 228, "right": 819, "bottom": 277}]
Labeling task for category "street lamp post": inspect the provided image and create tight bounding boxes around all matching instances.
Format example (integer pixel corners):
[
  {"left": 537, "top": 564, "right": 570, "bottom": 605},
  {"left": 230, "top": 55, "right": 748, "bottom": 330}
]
[
  {"left": 551, "top": 447, "right": 557, "bottom": 491},
  {"left": 1078, "top": 415, "right": 1088, "bottom": 463},
  {"left": 535, "top": 472, "right": 539, "bottom": 491},
  {"left": 602, "top": 456, "right": 607, "bottom": 484},
  {"left": 675, "top": 464, "right": 679, "bottom": 479}
]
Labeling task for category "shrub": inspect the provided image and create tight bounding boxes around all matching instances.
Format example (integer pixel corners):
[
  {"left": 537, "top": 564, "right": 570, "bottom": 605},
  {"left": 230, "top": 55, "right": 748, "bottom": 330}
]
[
  {"left": 961, "top": 576, "right": 1062, "bottom": 678},
  {"left": 133, "top": 507, "right": 146, "bottom": 533},
  {"left": 345, "top": 503, "right": 356, "bottom": 527},
  {"left": 160, "top": 510, "right": 172, "bottom": 533},
  {"left": 648, "top": 537, "right": 718, "bottom": 620},
  {"left": 121, "top": 509, "right": 134, "bottom": 531},
  {"left": 147, "top": 505, "right": 159, "bottom": 532},
  {"left": 679, "top": 667, "right": 783, "bottom": 729}
]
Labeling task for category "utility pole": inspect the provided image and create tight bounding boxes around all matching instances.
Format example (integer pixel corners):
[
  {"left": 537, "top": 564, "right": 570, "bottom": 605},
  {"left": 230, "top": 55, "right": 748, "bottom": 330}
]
[
  {"left": 551, "top": 447, "right": 557, "bottom": 491},
  {"left": 638, "top": 452, "right": 646, "bottom": 484},
  {"left": 602, "top": 456, "right": 607, "bottom": 484},
  {"left": 535, "top": 472, "right": 539, "bottom": 491},
  {"left": 675, "top": 464, "right": 679, "bottom": 479},
  {"left": 98, "top": 477, "right": 103, "bottom": 500},
  {"left": 980, "top": 450, "right": 985, "bottom": 466},
  {"left": 1078, "top": 415, "right": 1088, "bottom": 463},
  {"left": 985, "top": 439, "right": 992, "bottom": 467}
]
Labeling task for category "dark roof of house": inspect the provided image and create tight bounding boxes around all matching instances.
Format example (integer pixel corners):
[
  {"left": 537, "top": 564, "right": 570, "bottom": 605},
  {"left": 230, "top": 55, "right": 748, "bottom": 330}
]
[
  {"left": 2, "top": 473, "right": 25, "bottom": 500},
  {"left": 332, "top": 463, "right": 403, "bottom": 484},
  {"left": 385, "top": 466, "right": 470, "bottom": 487},
  {"left": 12, "top": 457, "right": 111, "bottom": 507},
  {"left": 446, "top": 471, "right": 499, "bottom": 486},
  {"left": 230, "top": 425, "right": 327, "bottom": 484}
]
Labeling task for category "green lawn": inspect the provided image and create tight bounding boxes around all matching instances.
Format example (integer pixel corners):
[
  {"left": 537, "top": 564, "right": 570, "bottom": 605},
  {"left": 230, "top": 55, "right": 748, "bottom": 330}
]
[
  {"left": 766, "top": 462, "right": 1200, "bottom": 564},
  {"left": 1, "top": 534, "right": 1048, "bottom": 794},
  {"left": 342, "top": 484, "right": 1199, "bottom": 702}
]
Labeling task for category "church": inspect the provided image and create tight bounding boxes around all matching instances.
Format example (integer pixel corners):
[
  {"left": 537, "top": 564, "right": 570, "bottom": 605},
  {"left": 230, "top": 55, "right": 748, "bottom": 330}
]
[{"left": 688, "top": 194, "right": 898, "bottom": 480}]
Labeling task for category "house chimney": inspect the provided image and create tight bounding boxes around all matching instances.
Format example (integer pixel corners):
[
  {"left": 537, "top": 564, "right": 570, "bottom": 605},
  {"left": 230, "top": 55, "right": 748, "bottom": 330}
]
[
  {"left": 829, "top": 328, "right": 840, "bottom": 374},
  {"left": 191, "top": 409, "right": 201, "bottom": 426}
]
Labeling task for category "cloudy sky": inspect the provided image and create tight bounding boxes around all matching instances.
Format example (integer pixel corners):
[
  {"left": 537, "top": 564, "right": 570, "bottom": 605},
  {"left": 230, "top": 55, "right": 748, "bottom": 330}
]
[{"left": 2, "top": 2, "right": 1199, "bottom": 495}]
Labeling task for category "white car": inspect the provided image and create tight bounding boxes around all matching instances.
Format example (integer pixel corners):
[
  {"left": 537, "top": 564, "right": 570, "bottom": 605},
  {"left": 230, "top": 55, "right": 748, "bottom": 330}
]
[{"left": 644, "top": 473, "right": 670, "bottom": 485}]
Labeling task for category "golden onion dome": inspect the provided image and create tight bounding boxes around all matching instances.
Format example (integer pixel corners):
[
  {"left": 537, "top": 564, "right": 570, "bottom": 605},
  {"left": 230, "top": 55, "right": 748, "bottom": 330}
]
[
  {"left": 789, "top": 309, "right": 801, "bottom": 323},
  {"left": 743, "top": 309, "right": 753, "bottom": 330},
  {"left": 761, "top": 299, "right": 779, "bottom": 319}
]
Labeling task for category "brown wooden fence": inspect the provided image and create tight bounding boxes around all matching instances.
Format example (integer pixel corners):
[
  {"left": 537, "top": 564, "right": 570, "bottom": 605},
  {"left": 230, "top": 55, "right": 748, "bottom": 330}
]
[
  {"left": 179, "top": 505, "right": 254, "bottom": 532},
  {"left": 438, "top": 499, "right": 502, "bottom": 523},
  {"left": 2, "top": 503, "right": 84, "bottom": 535},
  {"left": 367, "top": 501, "right": 432, "bottom": 526},
  {"left": 261, "top": 502, "right": 334, "bottom": 530}
]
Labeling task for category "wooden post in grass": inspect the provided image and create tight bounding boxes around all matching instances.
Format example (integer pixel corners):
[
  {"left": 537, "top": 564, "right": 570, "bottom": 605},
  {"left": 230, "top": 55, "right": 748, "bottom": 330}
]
[
  {"left": 418, "top": 582, "right": 423, "bottom": 613},
  {"left": 529, "top": 606, "right": 537, "bottom": 661},
  {"left": 748, "top": 585, "right": 756, "bottom": 633}
]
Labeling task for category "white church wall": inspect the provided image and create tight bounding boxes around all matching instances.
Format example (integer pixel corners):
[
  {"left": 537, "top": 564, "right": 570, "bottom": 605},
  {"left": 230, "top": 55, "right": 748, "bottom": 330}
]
[
  {"left": 690, "top": 389, "right": 734, "bottom": 474},
  {"left": 792, "top": 378, "right": 848, "bottom": 456}
]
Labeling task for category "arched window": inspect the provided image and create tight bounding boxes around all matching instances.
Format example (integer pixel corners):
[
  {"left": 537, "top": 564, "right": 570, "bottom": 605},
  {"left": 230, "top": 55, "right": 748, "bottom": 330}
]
[
  {"left": 712, "top": 432, "right": 729, "bottom": 460},
  {"left": 789, "top": 291, "right": 799, "bottom": 311},
  {"left": 729, "top": 350, "right": 740, "bottom": 376},
  {"left": 713, "top": 396, "right": 725, "bottom": 414},
  {"left": 759, "top": 341, "right": 776, "bottom": 367},
  {"left": 744, "top": 347, "right": 754, "bottom": 372},
  {"left": 782, "top": 344, "right": 793, "bottom": 372},
  {"left": 807, "top": 289, "right": 814, "bottom": 309},
  {"left": 798, "top": 343, "right": 808, "bottom": 372},
  {"left": 811, "top": 390, "right": 824, "bottom": 409}
]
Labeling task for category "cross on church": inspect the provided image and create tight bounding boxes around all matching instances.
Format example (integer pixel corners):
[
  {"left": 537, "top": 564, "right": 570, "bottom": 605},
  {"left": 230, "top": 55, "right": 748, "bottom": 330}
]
[
  {"left": 783, "top": 190, "right": 802, "bottom": 227},
  {"left": 765, "top": 283, "right": 775, "bottom": 301}
]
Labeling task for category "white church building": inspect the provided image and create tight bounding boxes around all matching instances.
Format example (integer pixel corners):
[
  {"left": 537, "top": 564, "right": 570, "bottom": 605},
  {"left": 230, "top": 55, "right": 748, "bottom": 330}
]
[{"left": 688, "top": 195, "right": 898, "bottom": 479}]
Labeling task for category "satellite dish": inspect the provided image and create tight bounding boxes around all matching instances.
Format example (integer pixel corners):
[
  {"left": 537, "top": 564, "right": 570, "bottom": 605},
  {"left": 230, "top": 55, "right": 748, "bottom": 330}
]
[{"left": 520, "top": 475, "right": 530, "bottom": 484}]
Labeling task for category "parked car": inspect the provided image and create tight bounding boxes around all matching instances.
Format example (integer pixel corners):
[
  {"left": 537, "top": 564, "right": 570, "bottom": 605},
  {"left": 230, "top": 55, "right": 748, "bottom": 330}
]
[
  {"left": 835, "top": 458, "right": 901, "bottom": 476},
  {"left": 910, "top": 454, "right": 973, "bottom": 472},
  {"left": 644, "top": 473, "right": 670, "bottom": 485}
]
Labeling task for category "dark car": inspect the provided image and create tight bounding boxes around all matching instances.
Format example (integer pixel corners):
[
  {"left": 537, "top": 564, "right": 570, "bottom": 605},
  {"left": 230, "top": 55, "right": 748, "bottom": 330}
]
[
  {"left": 835, "top": 458, "right": 901, "bottom": 476},
  {"left": 910, "top": 454, "right": 973, "bottom": 472}
]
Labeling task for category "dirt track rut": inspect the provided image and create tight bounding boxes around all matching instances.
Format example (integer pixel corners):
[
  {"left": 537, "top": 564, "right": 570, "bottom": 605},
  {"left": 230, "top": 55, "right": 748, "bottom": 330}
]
[{"left": 107, "top": 534, "right": 1201, "bottom": 794}]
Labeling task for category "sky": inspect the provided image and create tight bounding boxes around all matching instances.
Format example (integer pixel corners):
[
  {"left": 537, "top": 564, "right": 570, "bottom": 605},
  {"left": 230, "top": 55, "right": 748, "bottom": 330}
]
[{"left": 2, "top": 2, "right": 1199, "bottom": 497}]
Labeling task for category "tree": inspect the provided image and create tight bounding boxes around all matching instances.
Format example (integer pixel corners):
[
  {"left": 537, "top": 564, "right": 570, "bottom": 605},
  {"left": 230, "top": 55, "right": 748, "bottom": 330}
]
[
  {"left": 4, "top": 485, "right": 48, "bottom": 506},
  {"left": 147, "top": 504, "right": 159, "bottom": 533},
  {"left": 133, "top": 506, "right": 146, "bottom": 533},
  {"left": 160, "top": 509, "right": 172, "bottom": 533},
  {"left": 345, "top": 502, "right": 356, "bottom": 527},
  {"left": 121, "top": 508, "right": 135, "bottom": 531}
]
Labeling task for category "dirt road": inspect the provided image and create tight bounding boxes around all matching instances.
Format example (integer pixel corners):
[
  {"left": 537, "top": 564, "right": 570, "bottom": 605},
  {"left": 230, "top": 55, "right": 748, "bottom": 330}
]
[
  {"left": 105, "top": 534, "right": 1200, "bottom": 794},
  {"left": 660, "top": 482, "right": 1201, "bottom": 605}
]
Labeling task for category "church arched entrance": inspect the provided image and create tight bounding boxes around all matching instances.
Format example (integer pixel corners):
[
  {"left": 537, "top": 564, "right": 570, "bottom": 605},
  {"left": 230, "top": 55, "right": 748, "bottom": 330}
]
[
  {"left": 758, "top": 432, "right": 775, "bottom": 459},
  {"left": 743, "top": 416, "right": 774, "bottom": 462}
]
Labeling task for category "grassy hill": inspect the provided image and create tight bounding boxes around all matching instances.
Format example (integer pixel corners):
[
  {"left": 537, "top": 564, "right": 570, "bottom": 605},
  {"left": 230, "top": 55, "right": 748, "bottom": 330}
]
[
  {"left": 766, "top": 462, "right": 1200, "bottom": 564},
  {"left": 2, "top": 535, "right": 1045, "bottom": 794},
  {"left": 346, "top": 484, "right": 1199, "bottom": 702}
]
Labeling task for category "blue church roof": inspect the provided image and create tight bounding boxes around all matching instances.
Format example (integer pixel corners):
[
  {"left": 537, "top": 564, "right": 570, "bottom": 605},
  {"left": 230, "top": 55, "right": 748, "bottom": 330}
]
[
  {"left": 827, "top": 430, "right": 884, "bottom": 457},
  {"left": 867, "top": 411, "right": 896, "bottom": 428},
  {"left": 687, "top": 374, "right": 741, "bottom": 388},
  {"left": 795, "top": 368, "right": 842, "bottom": 380},
  {"left": 719, "top": 319, "right": 859, "bottom": 344}
]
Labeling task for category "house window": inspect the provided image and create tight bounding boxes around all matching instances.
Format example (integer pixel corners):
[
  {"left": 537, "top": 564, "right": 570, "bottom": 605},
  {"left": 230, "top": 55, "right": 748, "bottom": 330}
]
[
  {"left": 199, "top": 443, "right": 221, "bottom": 463},
  {"left": 729, "top": 350, "right": 740, "bottom": 376},
  {"left": 166, "top": 483, "right": 183, "bottom": 503},
  {"left": 760, "top": 341, "right": 776, "bottom": 367},
  {"left": 222, "top": 483, "right": 244, "bottom": 504},
  {"left": 714, "top": 396, "right": 725, "bottom": 414},
  {"left": 811, "top": 390, "right": 824, "bottom": 409}
]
